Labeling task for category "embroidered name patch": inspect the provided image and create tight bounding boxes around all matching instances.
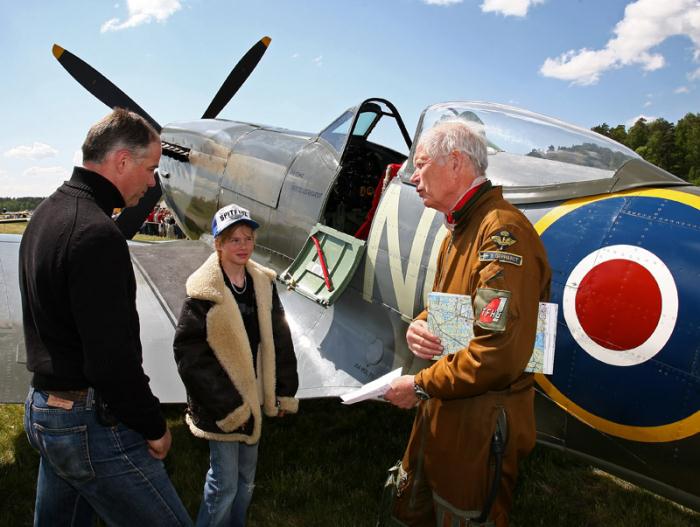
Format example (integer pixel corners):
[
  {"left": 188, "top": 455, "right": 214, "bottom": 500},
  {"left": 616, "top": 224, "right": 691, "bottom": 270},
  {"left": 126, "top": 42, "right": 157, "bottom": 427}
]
[
  {"left": 474, "top": 288, "right": 511, "bottom": 332},
  {"left": 479, "top": 251, "right": 523, "bottom": 266}
]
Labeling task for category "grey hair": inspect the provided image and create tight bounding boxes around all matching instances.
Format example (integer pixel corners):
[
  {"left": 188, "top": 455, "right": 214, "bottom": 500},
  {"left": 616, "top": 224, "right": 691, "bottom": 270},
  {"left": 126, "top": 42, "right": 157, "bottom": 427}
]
[
  {"left": 418, "top": 119, "right": 488, "bottom": 176},
  {"left": 82, "top": 108, "right": 160, "bottom": 164}
]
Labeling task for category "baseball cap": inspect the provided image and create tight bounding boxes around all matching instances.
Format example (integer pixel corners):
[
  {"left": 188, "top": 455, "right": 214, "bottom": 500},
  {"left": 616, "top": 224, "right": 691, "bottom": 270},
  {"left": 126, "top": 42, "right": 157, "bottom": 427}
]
[{"left": 211, "top": 204, "right": 260, "bottom": 237}]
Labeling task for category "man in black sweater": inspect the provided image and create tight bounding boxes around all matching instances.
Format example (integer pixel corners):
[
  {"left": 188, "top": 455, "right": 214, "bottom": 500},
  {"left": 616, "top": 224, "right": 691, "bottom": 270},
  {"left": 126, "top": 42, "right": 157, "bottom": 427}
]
[{"left": 19, "top": 108, "right": 192, "bottom": 526}]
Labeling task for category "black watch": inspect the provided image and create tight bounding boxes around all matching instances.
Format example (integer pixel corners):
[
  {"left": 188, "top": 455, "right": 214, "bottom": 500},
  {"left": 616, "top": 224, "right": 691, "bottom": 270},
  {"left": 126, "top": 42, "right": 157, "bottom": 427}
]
[{"left": 413, "top": 382, "right": 430, "bottom": 401}]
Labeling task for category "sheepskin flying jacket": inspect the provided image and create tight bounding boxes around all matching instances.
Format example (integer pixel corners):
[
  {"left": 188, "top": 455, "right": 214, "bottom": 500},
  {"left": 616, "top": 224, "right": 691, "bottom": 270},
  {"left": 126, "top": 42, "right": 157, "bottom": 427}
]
[{"left": 174, "top": 253, "right": 299, "bottom": 444}]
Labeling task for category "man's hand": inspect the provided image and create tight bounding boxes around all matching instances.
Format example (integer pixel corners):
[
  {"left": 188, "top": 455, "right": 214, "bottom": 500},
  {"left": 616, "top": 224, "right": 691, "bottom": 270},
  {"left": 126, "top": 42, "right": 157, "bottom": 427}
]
[
  {"left": 384, "top": 375, "right": 419, "bottom": 409},
  {"left": 147, "top": 427, "right": 172, "bottom": 460},
  {"left": 406, "top": 320, "right": 443, "bottom": 360}
]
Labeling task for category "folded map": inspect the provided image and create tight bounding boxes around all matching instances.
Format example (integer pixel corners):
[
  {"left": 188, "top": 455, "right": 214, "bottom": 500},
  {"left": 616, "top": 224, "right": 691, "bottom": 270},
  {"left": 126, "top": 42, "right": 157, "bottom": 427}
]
[{"left": 427, "top": 292, "right": 557, "bottom": 374}]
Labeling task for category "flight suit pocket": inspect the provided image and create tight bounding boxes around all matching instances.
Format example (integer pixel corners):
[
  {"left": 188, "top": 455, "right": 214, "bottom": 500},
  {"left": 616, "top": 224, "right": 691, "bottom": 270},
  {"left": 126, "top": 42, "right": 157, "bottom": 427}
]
[
  {"left": 478, "top": 261, "right": 506, "bottom": 289},
  {"left": 33, "top": 423, "right": 95, "bottom": 482}
]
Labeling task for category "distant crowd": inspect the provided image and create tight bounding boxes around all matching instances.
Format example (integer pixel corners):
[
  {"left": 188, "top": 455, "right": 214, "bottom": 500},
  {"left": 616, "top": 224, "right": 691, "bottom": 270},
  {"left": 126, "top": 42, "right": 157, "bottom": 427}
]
[
  {"left": 142, "top": 205, "right": 185, "bottom": 238},
  {"left": 0, "top": 207, "right": 31, "bottom": 220}
]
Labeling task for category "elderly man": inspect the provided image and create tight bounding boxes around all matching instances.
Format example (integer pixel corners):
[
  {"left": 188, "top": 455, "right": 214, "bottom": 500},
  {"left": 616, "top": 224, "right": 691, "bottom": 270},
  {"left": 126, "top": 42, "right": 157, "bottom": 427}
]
[
  {"left": 384, "top": 120, "right": 551, "bottom": 526},
  {"left": 19, "top": 108, "right": 192, "bottom": 526}
]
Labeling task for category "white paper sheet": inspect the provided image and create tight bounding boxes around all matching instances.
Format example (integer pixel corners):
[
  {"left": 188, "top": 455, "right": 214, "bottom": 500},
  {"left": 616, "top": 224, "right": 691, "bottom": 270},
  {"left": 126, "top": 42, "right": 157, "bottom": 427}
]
[{"left": 340, "top": 367, "right": 403, "bottom": 405}]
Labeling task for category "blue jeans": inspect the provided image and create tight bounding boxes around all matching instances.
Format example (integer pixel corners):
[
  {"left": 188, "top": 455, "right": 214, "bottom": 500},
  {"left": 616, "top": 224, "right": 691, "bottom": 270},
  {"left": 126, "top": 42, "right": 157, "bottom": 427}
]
[
  {"left": 196, "top": 440, "right": 259, "bottom": 527},
  {"left": 24, "top": 388, "right": 192, "bottom": 527}
]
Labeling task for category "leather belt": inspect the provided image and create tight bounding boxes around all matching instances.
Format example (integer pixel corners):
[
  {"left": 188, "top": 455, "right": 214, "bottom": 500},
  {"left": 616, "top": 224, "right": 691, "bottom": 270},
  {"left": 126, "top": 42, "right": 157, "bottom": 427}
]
[{"left": 44, "top": 389, "right": 90, "bottom": 402}]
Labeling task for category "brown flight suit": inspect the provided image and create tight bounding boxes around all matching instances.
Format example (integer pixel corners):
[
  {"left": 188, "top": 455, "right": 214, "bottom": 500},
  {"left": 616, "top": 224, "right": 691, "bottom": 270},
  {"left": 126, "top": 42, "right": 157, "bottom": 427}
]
[{"left": 393, "top": 183, "right": 551, "bottom": 527}]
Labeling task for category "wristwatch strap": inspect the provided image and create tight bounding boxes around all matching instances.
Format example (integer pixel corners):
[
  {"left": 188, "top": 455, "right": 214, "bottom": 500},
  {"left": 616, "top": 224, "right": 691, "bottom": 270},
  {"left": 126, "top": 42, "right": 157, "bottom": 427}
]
[{"left": 413, "top": 382, "right": 431, "bottom": 400}]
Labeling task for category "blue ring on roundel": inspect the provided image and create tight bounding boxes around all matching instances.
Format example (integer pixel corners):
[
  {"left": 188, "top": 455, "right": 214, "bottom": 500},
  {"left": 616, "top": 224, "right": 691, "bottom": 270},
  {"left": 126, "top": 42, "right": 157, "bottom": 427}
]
[{"left": 540, "top": 195, "right": 700, "bottom": 428}]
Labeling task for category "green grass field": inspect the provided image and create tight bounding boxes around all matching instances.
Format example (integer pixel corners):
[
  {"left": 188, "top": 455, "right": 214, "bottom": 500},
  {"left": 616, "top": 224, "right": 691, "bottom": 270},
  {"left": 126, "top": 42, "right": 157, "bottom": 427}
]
[
  {"left": 1, "top": 401, "right": 698, "bottom": 527},
  {"left": 2, "top": 225, "right": 699, "bottom": 526},
  {"left": 0, "top": 222, "right": 28, "bottom": 235}
]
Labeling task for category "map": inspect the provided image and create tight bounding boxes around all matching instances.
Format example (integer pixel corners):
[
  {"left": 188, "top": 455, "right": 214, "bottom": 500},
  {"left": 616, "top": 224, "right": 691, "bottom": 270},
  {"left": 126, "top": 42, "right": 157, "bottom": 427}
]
[
  {"left": 528, "top": 302, "right": 558, "bottom": 374},
  {"left": 427, "top": 292, "right": 558, "bottom": 374}
]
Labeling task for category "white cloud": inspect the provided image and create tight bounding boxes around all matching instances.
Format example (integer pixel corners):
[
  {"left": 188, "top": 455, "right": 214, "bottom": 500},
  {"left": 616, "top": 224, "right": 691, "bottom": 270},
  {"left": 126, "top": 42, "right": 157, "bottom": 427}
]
[
  {"left": 689, "top": 67, "right": 700, "bottom": 80},
  {"left": 480, "top": 0, "right": 544, "bottom": 17},
  {"left": 626, "top": 114, "right": 657, "bottom": 128},
  {"left": 675, "top": 85, "right": 690, "bottom": 93},
  {"left": 1, "top": 166, "right": 70, "bottom": 197},
  {"left": 423, "top": 0, "right": 463, "bottom": 5},
  {"left": 4, "top": 142, "right": 58, "bottom": 160},
  {"left": 313, "top": 55, "right": 323, "bottom": 67},
  {"left": 291, "top": 53, "right": 300, "bottom": 59},
  {"left": 644, "top": 100, "right": 653, "bottom": 107},
  {"left": 541, "top": 0, "right": 700, "bottom": 85},
  {"left": 101, "top": 0, "right": 181, "bottom": 32}
]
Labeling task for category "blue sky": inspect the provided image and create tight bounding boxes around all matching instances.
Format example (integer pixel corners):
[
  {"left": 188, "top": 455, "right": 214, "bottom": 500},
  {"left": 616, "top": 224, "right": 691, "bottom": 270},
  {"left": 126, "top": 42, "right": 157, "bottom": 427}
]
[{"left": 2, "top": 0, "right": 699, "bottom": 197}]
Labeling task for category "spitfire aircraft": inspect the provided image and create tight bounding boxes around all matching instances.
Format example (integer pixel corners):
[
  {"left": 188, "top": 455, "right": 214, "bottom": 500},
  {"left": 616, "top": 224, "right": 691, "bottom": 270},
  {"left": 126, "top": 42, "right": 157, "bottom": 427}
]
[{"left": 1, "top": 38, "right": 699, "bottom": 512}]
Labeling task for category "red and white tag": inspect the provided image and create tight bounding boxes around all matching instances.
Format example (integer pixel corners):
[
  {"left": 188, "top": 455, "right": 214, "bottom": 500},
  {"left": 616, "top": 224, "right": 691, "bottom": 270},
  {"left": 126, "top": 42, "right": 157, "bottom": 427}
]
[
  {"left": 47, "top": 394, "right": 74, "bottom": 410},
  {"left": 479, "top": 296, "right": 508, "bottom": 324},
  {"left": 474, "top": 288, "right": 511, "bottom": 332}
]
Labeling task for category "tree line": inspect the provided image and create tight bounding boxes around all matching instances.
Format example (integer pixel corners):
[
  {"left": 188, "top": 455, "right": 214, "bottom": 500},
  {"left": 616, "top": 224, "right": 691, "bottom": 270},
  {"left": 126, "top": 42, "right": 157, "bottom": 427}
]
[
  {"left": 0, "top": 197, "right": 44, "bottom": 212},
  {"left": 592, "top": 112, "right": 700, "bottom": 184}
]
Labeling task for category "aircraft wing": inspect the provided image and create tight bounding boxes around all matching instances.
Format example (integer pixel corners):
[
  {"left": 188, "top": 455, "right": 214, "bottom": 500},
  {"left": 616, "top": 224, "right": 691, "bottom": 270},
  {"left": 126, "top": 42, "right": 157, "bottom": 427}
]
[
  {"left": 0, "top": 235, "right": 196, "bottom": 403},
  {"left": 0, "top": 234, "right": 30, "bottom": 402},
  {"left": 128, "top": 240, "right": 215, "bottom": 402},
  {"left": 1, "top": 236, "right": 373, "bottom": 404}
]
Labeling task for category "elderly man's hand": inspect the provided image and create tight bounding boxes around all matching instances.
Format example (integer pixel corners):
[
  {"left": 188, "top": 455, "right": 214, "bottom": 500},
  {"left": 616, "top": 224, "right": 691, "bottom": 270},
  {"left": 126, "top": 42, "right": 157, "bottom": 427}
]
[
  {"left": 384, "top": 375, "right": 419, "bottom": 409},
  {"left": 406, "top": 320, "right": 443, "bottom": 360}
]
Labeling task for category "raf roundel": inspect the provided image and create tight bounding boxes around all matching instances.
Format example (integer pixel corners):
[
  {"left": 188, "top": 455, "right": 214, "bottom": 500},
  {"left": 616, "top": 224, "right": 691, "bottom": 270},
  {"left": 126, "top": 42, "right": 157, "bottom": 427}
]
[
  {"left": 534, "top": 189, "right": 700, "bottom": 442},
  {"left": 562, "top": 244, "right": 678, "bottom": 367}
]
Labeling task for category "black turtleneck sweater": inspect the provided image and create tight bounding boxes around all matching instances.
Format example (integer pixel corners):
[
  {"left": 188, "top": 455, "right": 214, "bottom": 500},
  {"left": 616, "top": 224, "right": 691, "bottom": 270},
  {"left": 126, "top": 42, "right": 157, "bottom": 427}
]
[{"left": 19, "top": 167, "right": 166, "bottom": 440}]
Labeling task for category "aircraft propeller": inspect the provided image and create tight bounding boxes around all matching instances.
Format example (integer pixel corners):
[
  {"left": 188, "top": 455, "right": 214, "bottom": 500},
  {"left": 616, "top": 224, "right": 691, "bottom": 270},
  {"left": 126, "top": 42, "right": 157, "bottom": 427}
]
[
  {"left": 202, "top": 36, "right": 271, "bottom": 119},
  {"left": 51, "top": 37, "right": 272, "bottom": 238},
  {"left": 52, "top": 44, "right": 162, "bottom": 133}
]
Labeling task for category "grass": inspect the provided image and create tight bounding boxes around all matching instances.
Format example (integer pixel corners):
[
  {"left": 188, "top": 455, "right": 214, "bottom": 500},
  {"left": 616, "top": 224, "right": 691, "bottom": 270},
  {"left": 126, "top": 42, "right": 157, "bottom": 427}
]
[
  {"left": 133, "top": 233, "right": 171, "bottom": 242},
  {"left": 2, "top": 401, "right": 699, "bottom": 527},
  {"left": 0, "top": 222, "right": 28, "bottom": 235}
]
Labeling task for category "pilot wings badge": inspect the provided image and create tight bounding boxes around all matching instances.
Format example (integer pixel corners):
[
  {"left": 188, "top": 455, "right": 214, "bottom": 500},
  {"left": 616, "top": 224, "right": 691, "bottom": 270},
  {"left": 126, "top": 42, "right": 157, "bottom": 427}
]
[{"left": 491, "top": 230, "right": 517, "bottom": 250}]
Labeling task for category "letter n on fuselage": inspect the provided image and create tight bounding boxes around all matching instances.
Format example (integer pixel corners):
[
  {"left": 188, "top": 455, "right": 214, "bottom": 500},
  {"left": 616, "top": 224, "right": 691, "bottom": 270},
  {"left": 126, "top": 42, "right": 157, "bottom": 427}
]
[{"left": 362, "top": 183, "right": 447, "bottom": 320}]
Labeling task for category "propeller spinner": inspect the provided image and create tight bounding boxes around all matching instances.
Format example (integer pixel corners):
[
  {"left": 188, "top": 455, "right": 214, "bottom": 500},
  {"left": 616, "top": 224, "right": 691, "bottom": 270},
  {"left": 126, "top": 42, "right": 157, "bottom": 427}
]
[{"left": 51, "top": 37, "right": 271, "bottom": 238}]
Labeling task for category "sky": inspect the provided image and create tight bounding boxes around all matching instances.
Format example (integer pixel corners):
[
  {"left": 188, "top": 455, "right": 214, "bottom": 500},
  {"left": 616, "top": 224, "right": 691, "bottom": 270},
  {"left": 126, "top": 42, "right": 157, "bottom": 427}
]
[{"left": 1, "top": 0, "right": 699, "bottom": 197}]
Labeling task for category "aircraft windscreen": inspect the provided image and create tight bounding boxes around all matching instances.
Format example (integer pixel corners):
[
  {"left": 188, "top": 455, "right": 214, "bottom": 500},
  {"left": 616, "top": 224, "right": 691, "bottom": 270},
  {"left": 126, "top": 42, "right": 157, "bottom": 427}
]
[
  {"left": 319, "top": 110, "right": 353, "bottom": 153},
  {"left": 403, "top": 102, "right": 640, "bottom": 188},
  {"left": 319, "top": 107, "right": 386, "bottom": 154},
  {"left": 353, "top": 111, "right": 378, "bottom": 137}
]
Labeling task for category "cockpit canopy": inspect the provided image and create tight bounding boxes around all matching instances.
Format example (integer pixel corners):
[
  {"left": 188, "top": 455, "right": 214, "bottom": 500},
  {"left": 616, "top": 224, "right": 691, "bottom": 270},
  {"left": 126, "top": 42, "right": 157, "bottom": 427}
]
[
  {"left": 401, "top": 102, "right": 683, "bottom": 203},
  {"left": 318, "top": 99, "right": 411, "bottom": 159}
]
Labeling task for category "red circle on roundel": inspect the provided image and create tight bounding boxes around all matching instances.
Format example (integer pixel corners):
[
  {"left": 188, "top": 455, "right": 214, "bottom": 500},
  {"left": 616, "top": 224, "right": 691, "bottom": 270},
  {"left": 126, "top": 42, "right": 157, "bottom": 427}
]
[{"left": 575, "top": 259, "right": 662, "bottom": 351}]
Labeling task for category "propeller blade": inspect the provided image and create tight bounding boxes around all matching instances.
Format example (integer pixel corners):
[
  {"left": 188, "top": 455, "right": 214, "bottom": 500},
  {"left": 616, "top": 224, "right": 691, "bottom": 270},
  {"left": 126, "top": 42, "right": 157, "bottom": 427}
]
[
  {"left": 52, "top": 44, "right": 163, "bottom": 239},
  {"left": 201, "top": 36, "right": 271, "bottom": 119},
  {"left": 115, "top": 180, "right": 164, "bottom": 239},
  {"left": 52, "top": 44, "right": 161, "bottom": 133}
]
